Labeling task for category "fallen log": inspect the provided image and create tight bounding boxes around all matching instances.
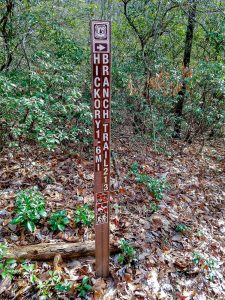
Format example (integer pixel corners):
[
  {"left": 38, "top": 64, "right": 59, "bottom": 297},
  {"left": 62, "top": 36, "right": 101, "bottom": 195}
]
[{"left": 7, "top": 241, "right": 119, "bottom": 261}]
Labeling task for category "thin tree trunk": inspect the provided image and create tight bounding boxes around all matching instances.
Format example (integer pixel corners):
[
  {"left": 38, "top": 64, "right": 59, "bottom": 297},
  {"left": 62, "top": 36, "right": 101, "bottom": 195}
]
[
  {"left": 174, "top": 0, "right": 197, "bottom": 138},
  {"left": 0, "top": 0, "right": 14, "bottom": 72}
]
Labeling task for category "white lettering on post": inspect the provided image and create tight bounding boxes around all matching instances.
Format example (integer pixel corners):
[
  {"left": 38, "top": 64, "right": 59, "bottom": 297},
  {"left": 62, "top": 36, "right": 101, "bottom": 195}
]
[
  {"left": 103, "top": 99, "right": 109, "bottom": 109},
  {"left": 94, "top": 77, "right": 101, "bottom": 87},
  {"left": 103, "top": 77, "right": 109, "bottom": 87},
  {"left": 95, "top": 120, "right": 101, "bottom": 128},
  {"left": 94, "top": 89, "right": 100, "bottom": 98},
  {"left": 102, "top": 54, "right": 109, "bottom": 64},
  {"left": 103, "top": 109, "right": 109, "bottom": 119},
  {"left": 103, "top": 65, "right": 109, "bottom": 76},
  {"left": 94, "top": 53, "right": 101, "bottom": 64},
  {"left": 103, "top": 88, "right": 109, "bottom": 98},
  {"left": 95, "top": 109, "right": 101, "bottom": 119}
]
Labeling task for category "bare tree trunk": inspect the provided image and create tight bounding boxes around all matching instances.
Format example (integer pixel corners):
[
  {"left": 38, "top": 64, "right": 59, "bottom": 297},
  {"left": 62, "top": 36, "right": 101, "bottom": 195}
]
[
  {"left": 174, "top": 0, "right": 197, "bottom": 138},
  {"left": 0, "top": 0, "right": 14, "bottom": 72}
]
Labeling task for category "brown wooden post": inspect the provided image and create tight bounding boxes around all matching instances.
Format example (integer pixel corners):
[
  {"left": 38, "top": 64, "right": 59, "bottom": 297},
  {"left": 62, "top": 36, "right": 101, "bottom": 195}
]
[{"left": 91, "top": 20, "right": 111, "bottom": 277}]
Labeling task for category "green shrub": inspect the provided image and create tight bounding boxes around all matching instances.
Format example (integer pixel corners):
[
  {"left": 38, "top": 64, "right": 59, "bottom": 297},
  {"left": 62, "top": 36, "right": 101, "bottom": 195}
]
[
  {"left": 0, "top": 243, "right": 18, "bottom": 279},
  {"left": 0, "top": 258, "right": 18, "bottom": 279},
  {"left": 11, "top": 188, "right": 47, "bottom": 232},
  {"left": 150, "top": 201, "right": 160, "bottom": 213},
  {"left": 139, "top": 175, "right": 168, "bottom": 200},
  {"left": 130, "top": 162, "right": 169, "bottom": 200},
  {"left": 21, "top": 262, "right": 38, "bottom": 284},
  {"left": 175, "top": 223, "right": 189, "bottom": 233},
  {"left": 37, "top": 270, "right": 71, "bottom": 299},
  {"left": 192, "top": 252, "right": 218, "bottom": 281},
  {"left": 74, "top": 204, "right": 94, "bottom": 227},
  {"left": 0, "top": 50, "right": 92, "bottom": 151},
  {"left": 205, "top": 258, "right": 218, "bottom": 281},
  {"left": 21, "top": 263, "right": 71, "bottom": 298},
  {"left": 118, "top": 239, "right": 136, "bottom": 264},
  {"left": 48, "top": 210, "right": 69, "bottom": 231},
  {"left": 192, "top": 251, "right": 204, "bottom": 265},
  {"left": 76, "top": 276, "right": 93, "bottom": 298},
  {"left": 129, "top": 161, "right": 140, "bottom": 175}
]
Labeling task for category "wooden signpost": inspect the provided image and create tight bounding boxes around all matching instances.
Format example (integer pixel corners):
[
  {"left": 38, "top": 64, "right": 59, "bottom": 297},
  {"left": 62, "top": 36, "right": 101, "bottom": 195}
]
[{"left": 91, "top": 20, "right": 111, "bottom": 277}]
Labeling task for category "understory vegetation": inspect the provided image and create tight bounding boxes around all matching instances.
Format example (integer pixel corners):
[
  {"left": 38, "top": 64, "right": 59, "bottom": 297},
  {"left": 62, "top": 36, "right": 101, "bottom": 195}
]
[{"left": 0, "top": 0, "right": 224, "bottom": 151}]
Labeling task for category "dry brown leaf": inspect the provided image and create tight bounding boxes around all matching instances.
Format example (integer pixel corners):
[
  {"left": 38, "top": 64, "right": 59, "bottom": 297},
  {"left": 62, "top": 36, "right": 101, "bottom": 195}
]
[
  {"left": 150, "top": 214, "right": 170, "bottom": 231},
  {"left": 93, "top": 278, "right": 107, "bottom": 300},
  {"left": 53, "top": 254, "right": 63, "bottom": 272},
  {"left": 0, "top": 276, "right": 11, "bottom": 295},
  {"left": 56, "top": 232, "right": 80, "bottom": 242}
]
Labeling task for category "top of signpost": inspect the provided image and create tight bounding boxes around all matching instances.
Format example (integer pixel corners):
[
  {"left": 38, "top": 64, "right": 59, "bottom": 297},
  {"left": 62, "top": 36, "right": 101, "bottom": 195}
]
[{"left": 91, "top": 20, "right": 111, "bottom": 53}]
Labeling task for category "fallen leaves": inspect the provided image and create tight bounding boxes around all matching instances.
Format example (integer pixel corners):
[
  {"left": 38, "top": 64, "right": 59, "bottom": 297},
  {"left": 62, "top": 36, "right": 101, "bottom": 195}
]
[
  {"left": 0, "top": 139, "right": 224, "bottom": 299},
  {"left": 0, "top": 276, "right": 11, "bottom": 295},
  {"left": 150, "top": 214, "right": 170, "bottom": 231},
  {"left": 93, "top": 278, "right": 107, "bottom": 299}
]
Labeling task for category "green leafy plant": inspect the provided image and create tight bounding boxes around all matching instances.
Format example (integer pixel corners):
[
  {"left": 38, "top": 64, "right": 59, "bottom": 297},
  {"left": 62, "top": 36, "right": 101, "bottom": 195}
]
[
  {"left": 205, "top": 258, "right": 217, "bottom": 270},
  {"left": 21, "top": 264, "right": 71, "bottom": 298},
  {"left": 0, "top": 258, "right": 18, "bottom": 279},
  {"left": 0, "top": 243, "right": 7, "bottom": 258},
  {"left": 143, "top": 176, "right": 168, "bottom": 200},
  {"left": 48, "top": 210, "right": 69, "bottom": 231},
  {"left": 192, "top": 252, "right": 218, "bottom": 281},
  {"left": 156, "top": 145, "right": 175, "bottom": 158},
  {"left": 192, "top": 251, "right": 204, "bottom": 265},
  {"left": 175, "top": 223, "right": 189, "bottom": 233},
  {"left": 205, "top": 258, "right": 218, "bottom": 281},
  {"left": 55, "top": 282, "right": 71, "bottom": 292},
  {"left": 130, "top": 163, "right": 169, "bottom": 200},
  {"left": 0, "top": 243, "right": 18, "bottom": 279},
  {"left": 129, "top": 161, "right": 140, "bottom": 175},
  {"left": 118, "top": 239, "right": 136, "bottom": 264},
  {"left": 37, "top": 270, "right": 71, "bottom": 299},
  {"left": 149, "top": 201, "right": 160, "bottom": 213},
  {"left": 11, "top": 188, "right": 47, "bottom": 232},
  {"left": 76, "top": 276, "right": 93, "bottom": 298},
  {"left": 21, "top": 261, "right": 39, "bottom": 284},
  {"left": 74, "top": 204, "right": 94, "bottom": 227}
]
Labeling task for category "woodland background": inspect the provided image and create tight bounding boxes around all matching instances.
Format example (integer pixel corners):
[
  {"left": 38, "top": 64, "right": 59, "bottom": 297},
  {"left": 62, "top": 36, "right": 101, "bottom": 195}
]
[
  {"left": 0, "top": 1, "right": 224, "bottom": 300},
  {"left": 0, "top": 0, "right": 224, "bottom": 151}
]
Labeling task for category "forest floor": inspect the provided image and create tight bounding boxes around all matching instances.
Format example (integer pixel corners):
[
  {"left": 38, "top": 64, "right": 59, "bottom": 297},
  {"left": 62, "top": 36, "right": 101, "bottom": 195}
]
[{"left": 0, "top": 137, "right": 224, "bottom": 300}]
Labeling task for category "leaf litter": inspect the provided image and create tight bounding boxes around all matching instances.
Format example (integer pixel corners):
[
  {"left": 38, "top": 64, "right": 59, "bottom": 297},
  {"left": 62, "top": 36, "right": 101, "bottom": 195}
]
[{"left": 0, "top": 138, "right": 224, "bottom": 299}]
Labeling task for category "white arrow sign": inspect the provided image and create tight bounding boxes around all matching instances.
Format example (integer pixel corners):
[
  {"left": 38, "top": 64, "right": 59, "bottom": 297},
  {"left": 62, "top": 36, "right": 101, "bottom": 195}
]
[
  {"left": 94, "top": 43, "right": 108, "bottom": 52},
  {"left": 97, "top": 44, "right": 106, "bottom": 51}
]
